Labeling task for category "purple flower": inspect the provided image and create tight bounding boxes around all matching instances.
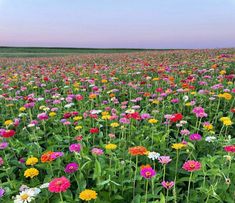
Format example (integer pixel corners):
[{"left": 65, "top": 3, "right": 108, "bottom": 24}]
[
  {"left": 161, "top": 181, "right": 174, "bottom": 189},
  {"left": 69, "top": 143, "right": 81, "bottom": 153},
  {"left": 0, "top": 142, "right": 8, "bottom": 149},
  {"left": 189, "top": 133, "right": 202, "bottom": 141},
  {"left": 64, "top": 162, "right": 79, "bottom": 173},
  {"left": 0, "top": 188, "right": 5, "bottom": 198},
  {"left": 51, "top": 152, "right": 64, "bottom": 159},
  {"left": 119, "top": 117, "right": 130, "bottom": 124}
]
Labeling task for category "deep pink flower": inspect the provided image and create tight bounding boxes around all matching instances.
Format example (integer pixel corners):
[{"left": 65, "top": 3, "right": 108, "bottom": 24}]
[
  {"left": 189, "top": 133, "right": 202, "bottom": 141},
  {"left": 37, "top": 113, "right": 49, "bottom": 120},
  {"left": 140, "top": 167, "right": 156, "bottom": 179},
  {"left": 48, "top": 176, "right": 71, "bottom": 193},
  {"left": 64, "top": 162, "right": 79, "bottom": 173},
  {"left": 91, "top": 148, "right": 104, "bottom": 156},
  {"left": 224, "top": 145, "right": 235, "bottom": 153},
  {"left": 69, "top": 143, "right": 81, "bottom": 153},
  {"left": 182, "top": 160, "right": 201, "bottom": 172}
]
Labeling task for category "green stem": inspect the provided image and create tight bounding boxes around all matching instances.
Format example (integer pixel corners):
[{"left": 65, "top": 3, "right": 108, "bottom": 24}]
[{"left": 187, "top": 172, "right": 193, "bottom": 203}]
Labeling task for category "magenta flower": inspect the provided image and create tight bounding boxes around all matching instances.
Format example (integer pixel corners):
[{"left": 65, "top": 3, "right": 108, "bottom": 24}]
[
  {"left": 140, "top": 167, "right": 156, "bottom": 179},
  {"left": 182, "top": 160, "right": 201, "bottom": 172},
  {"left": 189, "top": 133, "right": 202, "bottom": 141},
  {"left": 69, "top": 143, "right": 81, "bottom": 153},
  {"left": 161, "top": 181, "right": 174, "bottom": 189},
  {"left": 64, "top": 162, "right": 79, "bottom": 173},
  {"left": 192, "top": 107, "right": 207, "bottom": 118},
  {"left": 158, "top": 156, "right": 172, "bottom": 164},
  {"left": 37, "top": 113, "right": 49, "bottom": 120}
]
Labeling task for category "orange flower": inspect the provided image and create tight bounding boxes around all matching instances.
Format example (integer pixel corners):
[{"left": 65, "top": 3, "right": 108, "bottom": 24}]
[
  {"left": 41, "top": 151, "right": 54, "bottom": 163},
  {"left": 140, "top": 164, "right": 151, "bottom": 170},
  {"left": 128, "top": 146, "right": 148, "bottom": 156}
]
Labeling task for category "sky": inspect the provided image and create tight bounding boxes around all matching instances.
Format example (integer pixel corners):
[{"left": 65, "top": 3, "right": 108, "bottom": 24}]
[{"left": 0, "top": 0, "right": 235, "bottom": 49}]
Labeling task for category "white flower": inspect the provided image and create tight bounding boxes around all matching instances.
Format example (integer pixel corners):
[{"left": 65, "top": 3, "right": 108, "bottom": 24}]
[
  {"left": 37, "top": 98, "right": 44, "bottom": 101},
  {"left": 125, "top": 109, "right": 135, "bottom": 114},
  {"left": 205, "top": 136, "right": 217, "bottom": 142},
  {"left": 14, "top": 190, "right": 35, "bottom": 203},
  {"left": 148, "top": 152, "right": 160, "bottom": 160},
  {"left": 183, "top": 95, "right": 189, "bottom": 102},
  {"left": 64, "top": 103, "right": 74, "bottom": 108},
  {"left": 39, "top": 183, "right": 49, "bottom": 189},
  {"left": 28, "top": 188, "right": 41, "bottom": 196}
]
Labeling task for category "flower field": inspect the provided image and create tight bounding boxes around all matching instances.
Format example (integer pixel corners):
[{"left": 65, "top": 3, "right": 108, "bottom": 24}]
[{"left": 0, "top": 49, "right": 235, "bottom": 203}]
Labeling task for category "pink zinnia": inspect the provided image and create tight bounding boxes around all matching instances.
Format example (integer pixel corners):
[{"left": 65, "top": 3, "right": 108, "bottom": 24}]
[
  {"left": 189, "top": 133, "right": 202, "bottom": 141},
  {"left": 192, "top": 107, "right": 207, "bottom": 118},
  {"left": 69, "top": 143, "right": 81, "bottom": 153},
  {"left": 182, "top": 160, "right": 201, "bottom": 172},
  {"left": 91, "top": 148, "right": 104, "bottom": 156},
  {"left": 48, "top": 176, "right": 71, "bottom": 193},
  {"left": 224, "top": 145, "right": 235, "bottom": 153},
  {"left": 140, "top": 167, "right": 156, "bottom": 179},
  {"left": 158, "top": 156, "right": 172, "bottom": 164},
  {"left": 37, "top": 113, "right": 49, "bottom": 120},
  {"left": 64, "top": 162, "right": 79, "bottom": 173},
  {"left": 161, "top": 181, "right": 174, "bottom": 189}
]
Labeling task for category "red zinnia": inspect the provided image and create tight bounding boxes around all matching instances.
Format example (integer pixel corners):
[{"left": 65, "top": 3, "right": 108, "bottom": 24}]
[
  {"left": 170, "top": 113, "right": 183, "bottom": 123},
  {"left": 224, "top": 145, "right": 235, "bottom": 153},
  {"left": 90, "top": 128, "right": 99, "bottom": 134},
  {"left": 2, "top": 130, "right": 15, "bottom": 138}
]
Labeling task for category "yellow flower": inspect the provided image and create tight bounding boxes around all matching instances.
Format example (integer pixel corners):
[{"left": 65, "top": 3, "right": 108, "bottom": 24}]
[
  {"left": 185, "top": 102, "right": 191, "bottom": 106},
  {"left": 148, "top": 119, "right": 158, "bottom": 124},
  {"left": 75, "top": 125, "right": 83, "bottom": 130},
  {"left": 73, "top": 116, "right": 82, "bottom": 121},
  {"left": 19, "top": 107, "right": 26, "bottom": 112},
  {"left": 102, "top": 111, "right": 109, "bottom": 116},
  {"left": 79, "top": 189, "right": 97, "bottom": 201},
  {"left": 152, "top": 100, "right": 160, "bottom": 104},
  {"left": 49, "top": 112, "right": 56, "bottom": 117},
  {"left": 227, "top": 81, "right": 233, "bottom": 85},
  {"left": 102, "top": 115, "right": 111, "bottom": 120},
  {"left": 110, "top": 122, "right": 119, "bottom": 128},
  {"left": 26, "top": 157, "right": 38, "bottom": 166},
  {"left": 171, "top": 143, "right": 186, "bottom": 150},
  {"left": 222, "top": 93, "right": 232, "bottom": 100},
  {"left": 24, "top": 168, "right": 39, "bottom": 178},
  {"left": 152, "top": 78, "right": 159, "bottom": 81},
  {"left": 4, "top": 120, "right": 13, "bottom": 126},
  {"left": 101, "top": 79, "right": 108, "bottom": 83},
  {"left": 73, "top": 82, "right": 80, "bottom": 88},
  {"left": 219, "top": 70, "right": 226, "bottom": 75},
  {"left": 190, "top": 92, "right": 196, "bottom": 95},
  {"left": 220, "top": 117, "right": 233, "bottom": 126},
  {"left": 203, "top": 124, "right": 213, "bottom": 131},
  {"left": 105, "top": 143, "right": 117, "bottom": 150}
]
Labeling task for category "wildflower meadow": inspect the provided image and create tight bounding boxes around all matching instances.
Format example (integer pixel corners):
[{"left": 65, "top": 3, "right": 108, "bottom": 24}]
[{"left": 0, "top": 49, "right": 235, "bottom": 202}]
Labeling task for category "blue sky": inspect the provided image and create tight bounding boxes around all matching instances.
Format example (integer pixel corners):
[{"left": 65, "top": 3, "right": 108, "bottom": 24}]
[{"left": 0, "top": 0, "right": 235, "bottom": 48}]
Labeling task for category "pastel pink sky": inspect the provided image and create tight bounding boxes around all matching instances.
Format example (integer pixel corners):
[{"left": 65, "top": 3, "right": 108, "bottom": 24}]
[{"left": 0, "top": 0, "right": 235, "bottom": 48}]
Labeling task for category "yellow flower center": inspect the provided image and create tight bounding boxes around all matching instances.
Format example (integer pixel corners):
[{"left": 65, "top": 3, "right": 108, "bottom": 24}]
[{"left": 21, "top": 194, "right": 29, "bottom": 200}]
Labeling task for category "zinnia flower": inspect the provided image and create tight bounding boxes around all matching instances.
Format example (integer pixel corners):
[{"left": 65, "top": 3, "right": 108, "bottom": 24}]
[
  {"left": 128, "top": 146, "right": 147, "bottom": 156},
  {"left": 158, "top": 156, "right": 172, "bottom": 164},
  {"left": 24, "top": 168, "right": 39, "bottom": 178},
  {"left": 1, "top": 130, "right": 15, "bottom": 138},
  {"left": 26, "top": 157, "right": 38, "bottom": 166},
  {"left": 182, "top": 160, "right": 201, "bottom": 172},
  {"left": 224, "top": 145, "right": 235, "bottom": 152},
  {"left": 79, "top": 189, "right": 97, "bottom": 201},
  {"left": 161, "top": 181, "right": 174, "bottom": 189},
  {"left": 105, "top": 143, "right": 117, "bottom": 150},
  {"left": 64, "top": 162, "right": 79, "bottom": 173},
  {"left": 48, "top": 176, "right": 71, "bottom": 193},
  {"left": 140, "top": 166, "right": 156, "bottom": 179},
  {"left": 69, "top": 143, "right": 81, "bottom": 153},
  {"left": 189, "top": 133, "right": 202, "bottom": 141}
]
